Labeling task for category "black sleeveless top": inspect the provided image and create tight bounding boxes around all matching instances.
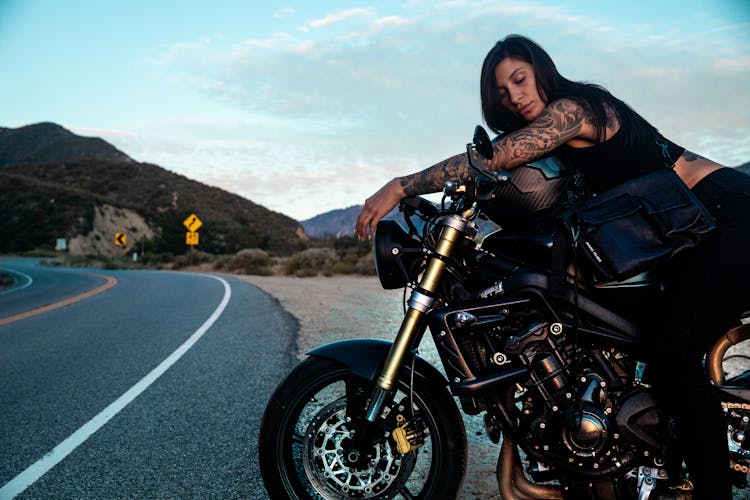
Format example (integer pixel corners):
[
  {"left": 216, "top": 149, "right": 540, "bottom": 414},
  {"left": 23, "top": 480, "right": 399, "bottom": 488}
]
[{"left": 556, "top": 124, "right": 685, "bottom": 192}]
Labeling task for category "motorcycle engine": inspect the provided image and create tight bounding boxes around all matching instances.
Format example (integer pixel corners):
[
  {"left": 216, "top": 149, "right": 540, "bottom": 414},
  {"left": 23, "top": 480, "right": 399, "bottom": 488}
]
[
  {"left": 513, "top": 340, "right": 665, "bottom": 478},
  {"left": 456, "top": 312, "right": 671, "bottom": 479}
]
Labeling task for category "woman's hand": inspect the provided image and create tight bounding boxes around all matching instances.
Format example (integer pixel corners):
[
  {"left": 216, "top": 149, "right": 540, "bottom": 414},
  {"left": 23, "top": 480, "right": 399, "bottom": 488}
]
[{"left": 355, "top": 178, "right": 406, "bottom": 240}]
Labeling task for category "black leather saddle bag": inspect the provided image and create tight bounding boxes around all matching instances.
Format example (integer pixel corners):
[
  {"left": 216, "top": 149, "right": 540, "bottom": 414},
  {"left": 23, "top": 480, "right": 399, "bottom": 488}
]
[{"left": 560, "top": 168, "right": 716, "bottom": 281}]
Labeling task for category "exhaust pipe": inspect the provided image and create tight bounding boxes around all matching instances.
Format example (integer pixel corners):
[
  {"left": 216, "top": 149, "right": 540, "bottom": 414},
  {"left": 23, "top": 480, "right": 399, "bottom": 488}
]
[{"left": 496, "top": 435, "right": 563, "bottom": 499}]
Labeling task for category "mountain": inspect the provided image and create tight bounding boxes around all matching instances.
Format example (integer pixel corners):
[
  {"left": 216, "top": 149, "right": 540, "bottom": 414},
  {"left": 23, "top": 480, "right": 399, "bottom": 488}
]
[
  {"left": 0, "top": 123, "right": 306, "bottom": 256},
  {"left": 302, "top": 205, "right": 366, "bottom": 237},
  {"left": 736, "top": 162, "right": 750, "bottom": 176},
  {"left": 301, "top": 205, "right": 408, "bottom": 237},
  {"left": 0, "top": 122, "right": 132, "bottom": 167}
]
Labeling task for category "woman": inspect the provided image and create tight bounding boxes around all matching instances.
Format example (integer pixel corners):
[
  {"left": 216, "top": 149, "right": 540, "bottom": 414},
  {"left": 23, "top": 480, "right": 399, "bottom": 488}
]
[{"left": 355, "top": 34, "right": 750, "bottom": 498}]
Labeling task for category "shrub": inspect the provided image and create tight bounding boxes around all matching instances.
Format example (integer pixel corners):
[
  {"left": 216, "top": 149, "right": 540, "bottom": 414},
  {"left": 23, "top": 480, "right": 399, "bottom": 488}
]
[
  {"left": 222, "top": 248, "right": 273, "bottom": 275},
  {"left": 331, "top": 261, "right": 355, "bottom": 275},
  {"left": 284, "top": 248, "right": 337, "bottom": 277},
  {"left": 355, "top": 253, "right": 376, "bottom": 275},
  {"left": 173, "top": 254, "right": 190, "bottom": 268}
]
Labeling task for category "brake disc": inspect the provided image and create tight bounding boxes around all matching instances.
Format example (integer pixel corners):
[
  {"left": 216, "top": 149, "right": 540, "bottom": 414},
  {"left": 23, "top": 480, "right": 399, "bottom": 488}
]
[{"left": 302, "top": 398, "right": 415, "bottom": 499}]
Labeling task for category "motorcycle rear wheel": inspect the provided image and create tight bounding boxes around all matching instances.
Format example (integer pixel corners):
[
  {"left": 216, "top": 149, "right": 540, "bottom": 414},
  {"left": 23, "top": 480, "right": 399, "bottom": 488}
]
[{"left": 258, "top": 356, "right": 466, "bottom": 499}]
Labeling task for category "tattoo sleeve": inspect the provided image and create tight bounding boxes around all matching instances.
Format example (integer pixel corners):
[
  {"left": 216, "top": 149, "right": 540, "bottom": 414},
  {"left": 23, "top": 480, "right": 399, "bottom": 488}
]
[
  {"left": 399, "top": 152, "right": 470, "bottom": 196},
  {"left": 492, "top": 98, "right": 589, "bottom": 170},
  {"left": 397, "top": 99, "right": 589, "bottom": 196}
]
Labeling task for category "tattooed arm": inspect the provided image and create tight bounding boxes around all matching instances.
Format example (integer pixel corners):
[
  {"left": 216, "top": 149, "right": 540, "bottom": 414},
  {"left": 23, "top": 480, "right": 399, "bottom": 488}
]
[
  {"left": 399, "top": 152, "right": 470, "bottom": 196},
  {"left": 400, "top": 98, "right": 595, "bottom": 195},
  {"left": 354, "top": 151, "right": 474, "bottom": 239},
  {"left": 490, "top": 98, "right": 595, "bottom": 170},
  {"left": 355, "top": 98, "right": 595, "bottom": 239}
]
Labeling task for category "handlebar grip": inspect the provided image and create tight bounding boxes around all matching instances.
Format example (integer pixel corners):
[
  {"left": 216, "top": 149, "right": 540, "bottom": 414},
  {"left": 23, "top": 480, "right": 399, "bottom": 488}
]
[{"left": 401, "top": 196, "right": 438, "bottom": 217}]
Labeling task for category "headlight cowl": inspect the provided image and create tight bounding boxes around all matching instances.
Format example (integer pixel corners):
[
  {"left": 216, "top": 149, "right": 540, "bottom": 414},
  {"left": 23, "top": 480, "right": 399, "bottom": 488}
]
[{"left": 374, "top": 220, "right": 423, "bottom": 289}]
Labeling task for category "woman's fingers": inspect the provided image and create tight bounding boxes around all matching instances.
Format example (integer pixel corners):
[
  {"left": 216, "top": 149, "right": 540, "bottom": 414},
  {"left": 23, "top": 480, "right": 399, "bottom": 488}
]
[
  {"left": 355, "top": 203, "right": 376, "bottom": 240},
  {"left": 354, "top": 179, "right": 405, "bottom": 240}
]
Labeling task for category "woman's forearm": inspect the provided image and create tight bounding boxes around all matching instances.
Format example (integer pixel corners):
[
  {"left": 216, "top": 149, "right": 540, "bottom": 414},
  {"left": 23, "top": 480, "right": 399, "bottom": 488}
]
[{"left": 398, "top": 152, "right": 471, "bottom": 196}]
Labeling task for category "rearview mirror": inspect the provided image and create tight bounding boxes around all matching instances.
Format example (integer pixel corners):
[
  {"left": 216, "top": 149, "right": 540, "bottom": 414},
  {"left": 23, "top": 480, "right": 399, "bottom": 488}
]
[{"left": 473, "top": 125, "right": 493, "bottom": 160}]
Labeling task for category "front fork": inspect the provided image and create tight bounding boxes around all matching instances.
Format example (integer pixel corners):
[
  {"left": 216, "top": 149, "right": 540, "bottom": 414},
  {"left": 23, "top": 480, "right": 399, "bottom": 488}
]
[{"left": 359, "top": 213, "right": 477, "bottom": 432}]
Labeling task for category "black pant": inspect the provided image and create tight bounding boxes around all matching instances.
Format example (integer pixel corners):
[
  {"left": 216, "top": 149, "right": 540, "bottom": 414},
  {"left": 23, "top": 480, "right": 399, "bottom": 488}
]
[{"left": 647, "top": 167, "right": 750, "bottom": 499}]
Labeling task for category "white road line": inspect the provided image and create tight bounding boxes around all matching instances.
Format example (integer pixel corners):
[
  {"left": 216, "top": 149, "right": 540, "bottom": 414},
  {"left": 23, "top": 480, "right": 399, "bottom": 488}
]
[
  {"left": 0, "top": 268, "right": 34, "bottom": 295},
  {"left": 0, "top": 275, "right": 232, "bottom": 500}
]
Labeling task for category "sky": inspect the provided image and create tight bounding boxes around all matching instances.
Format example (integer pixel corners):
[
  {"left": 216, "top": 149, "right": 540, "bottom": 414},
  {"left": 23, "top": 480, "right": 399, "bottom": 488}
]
[{"left": 1, "top": 0, "right": 748, "bottom": 221}]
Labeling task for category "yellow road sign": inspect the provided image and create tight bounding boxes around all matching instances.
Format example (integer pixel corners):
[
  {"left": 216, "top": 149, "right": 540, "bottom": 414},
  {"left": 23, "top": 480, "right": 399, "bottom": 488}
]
[
  {"left": 183, "top": 214, "right": 203, "bottom": 232},
  {"left": 115, "top": 232, "right": 127, "bottom": 246},
  {"left": 186, "top": 231, "right": 199, "bottom": 246}
]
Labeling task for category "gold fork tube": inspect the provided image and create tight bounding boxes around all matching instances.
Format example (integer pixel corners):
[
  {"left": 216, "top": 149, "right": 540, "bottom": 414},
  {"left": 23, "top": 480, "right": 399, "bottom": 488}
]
[
  {"left": 421, "top": 225, "right": 462, "bottom": 293},
  {"left": 376, "top": 308, "right": 426, "bottom": 390},
  {"left": 375, "top": 224, "right": 464, "bottom": 391}
]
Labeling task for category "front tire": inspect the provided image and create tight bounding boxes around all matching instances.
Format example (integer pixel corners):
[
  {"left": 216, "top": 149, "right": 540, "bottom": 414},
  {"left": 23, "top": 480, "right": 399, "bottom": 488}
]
[{"left": 258, "top": 357, "right": 466, "bottom": 499}]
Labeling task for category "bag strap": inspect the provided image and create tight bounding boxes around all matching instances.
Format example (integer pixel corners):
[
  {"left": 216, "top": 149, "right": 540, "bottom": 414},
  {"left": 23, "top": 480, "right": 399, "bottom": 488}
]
[
  {"left": 653, "top": 130, "right": 679, "bottom": 168},
  {"left": 550, "top": 223, "right": 572, "bottom": 299},
  {"left": 550, "top": 168, "right": 586, "bottom": 299}
]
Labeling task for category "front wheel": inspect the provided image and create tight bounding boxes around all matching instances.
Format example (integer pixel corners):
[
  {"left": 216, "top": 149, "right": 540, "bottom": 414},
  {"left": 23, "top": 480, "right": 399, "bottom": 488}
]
[{"left": 258, "top": 357, "right": 467, "bottom": 499}]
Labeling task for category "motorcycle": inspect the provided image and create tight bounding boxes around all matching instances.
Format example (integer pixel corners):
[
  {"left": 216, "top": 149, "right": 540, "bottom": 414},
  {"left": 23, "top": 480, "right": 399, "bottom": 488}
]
[{"left": 258, "top": 126, "right": 750, "bottom": 499}]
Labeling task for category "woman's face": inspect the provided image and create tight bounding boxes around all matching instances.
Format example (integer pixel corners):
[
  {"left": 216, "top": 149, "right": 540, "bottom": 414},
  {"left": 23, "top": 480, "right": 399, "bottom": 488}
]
[{"left": 494, "top": 57, "right": 546, "bottom": 122}]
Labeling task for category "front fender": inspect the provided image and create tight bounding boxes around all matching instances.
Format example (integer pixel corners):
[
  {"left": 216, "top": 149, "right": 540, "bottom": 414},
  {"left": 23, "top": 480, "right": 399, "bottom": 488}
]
[{"left": 307, "top": 338, "right": 448, "bottom": 388}]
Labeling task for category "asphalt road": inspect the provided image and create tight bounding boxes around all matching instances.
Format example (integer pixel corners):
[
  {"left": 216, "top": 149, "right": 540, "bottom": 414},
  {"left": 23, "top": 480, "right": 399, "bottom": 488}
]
[{"left": 0, "top": 258, "right": 295, "bottom": 499}]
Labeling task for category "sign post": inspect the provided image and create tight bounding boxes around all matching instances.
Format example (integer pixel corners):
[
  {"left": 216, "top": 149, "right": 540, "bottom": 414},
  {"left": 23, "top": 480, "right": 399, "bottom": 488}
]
[{"left": 183, "top": 214, "right": 202, "bottom": 266}]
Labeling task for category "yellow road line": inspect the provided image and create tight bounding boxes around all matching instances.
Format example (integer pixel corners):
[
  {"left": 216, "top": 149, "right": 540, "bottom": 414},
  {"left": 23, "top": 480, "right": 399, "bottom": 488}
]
[{"left": 0, "top": 273, "right": 118, "bottom": 326}]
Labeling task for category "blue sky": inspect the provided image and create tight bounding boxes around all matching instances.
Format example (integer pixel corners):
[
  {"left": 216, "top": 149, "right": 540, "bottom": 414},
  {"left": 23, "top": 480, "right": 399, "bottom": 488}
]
[{"left": 1, "top": 0, "right": 748, "bottom": 220}]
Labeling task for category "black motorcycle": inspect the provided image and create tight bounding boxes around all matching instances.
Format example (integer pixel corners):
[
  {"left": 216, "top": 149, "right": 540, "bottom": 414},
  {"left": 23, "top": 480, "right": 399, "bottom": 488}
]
[{"left": 258, "top": 127, "right": 750, "bottom": 499}]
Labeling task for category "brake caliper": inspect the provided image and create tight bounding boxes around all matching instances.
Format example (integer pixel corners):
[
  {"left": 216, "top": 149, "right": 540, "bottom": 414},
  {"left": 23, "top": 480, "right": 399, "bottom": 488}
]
[{"left": 391, "top": 414, "right": 425, "bottom": 454}]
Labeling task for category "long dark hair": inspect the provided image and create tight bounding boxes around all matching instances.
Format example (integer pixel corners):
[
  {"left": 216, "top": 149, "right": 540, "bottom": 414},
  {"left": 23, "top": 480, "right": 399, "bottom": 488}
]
[{"left": 480, "top": 35, "right": 654, "bottom": 144}]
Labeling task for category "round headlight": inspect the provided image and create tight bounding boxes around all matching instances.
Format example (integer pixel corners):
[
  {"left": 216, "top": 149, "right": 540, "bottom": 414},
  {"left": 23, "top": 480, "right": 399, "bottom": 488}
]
[{"left": 374, "top": 220, "right": 423, "bottom": 289}]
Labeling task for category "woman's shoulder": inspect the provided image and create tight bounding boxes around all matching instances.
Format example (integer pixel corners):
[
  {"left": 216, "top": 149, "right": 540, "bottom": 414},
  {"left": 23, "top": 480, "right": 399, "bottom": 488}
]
[
  {"left": 546, "top": 97, "right": 585, "bottom": 113},
  {"left": 540, "top": 98, "right": 606, "bottom": 144},
  {"left": 544, "top": 97, "right": 611, "bottom": 125}
]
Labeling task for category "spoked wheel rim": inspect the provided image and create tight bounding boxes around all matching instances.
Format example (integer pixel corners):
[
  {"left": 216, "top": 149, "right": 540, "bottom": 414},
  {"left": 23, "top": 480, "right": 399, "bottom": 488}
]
[{"left": 279, "top": 366, "right": 444, "bottom": 499}]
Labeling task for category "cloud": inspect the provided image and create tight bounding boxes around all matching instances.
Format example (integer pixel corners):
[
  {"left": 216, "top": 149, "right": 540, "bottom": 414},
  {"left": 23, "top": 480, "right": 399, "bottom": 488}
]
[
  {"left": 143, "top": 2, "right": 750, "bottom": 218},
  {"left": 309, "top": 8, "right": 374, "bottom": 28},
  {"left": 273, "top": 7, "right": 295, "bottom": 19},
  {"left": 713, "top": 56, "right": 750, "bottom": 73}
]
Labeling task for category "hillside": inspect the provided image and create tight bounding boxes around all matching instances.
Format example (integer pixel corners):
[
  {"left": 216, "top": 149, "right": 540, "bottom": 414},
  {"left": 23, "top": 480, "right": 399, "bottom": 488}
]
[
  {"left": 0, "top": 123, "right": 306, "bottom": 256},
  {"left": 302, "top": 205, "right": 362, "bottom": 238},
  {"left": 0, "top": 122, "right": 132, "bottom": 166}
]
